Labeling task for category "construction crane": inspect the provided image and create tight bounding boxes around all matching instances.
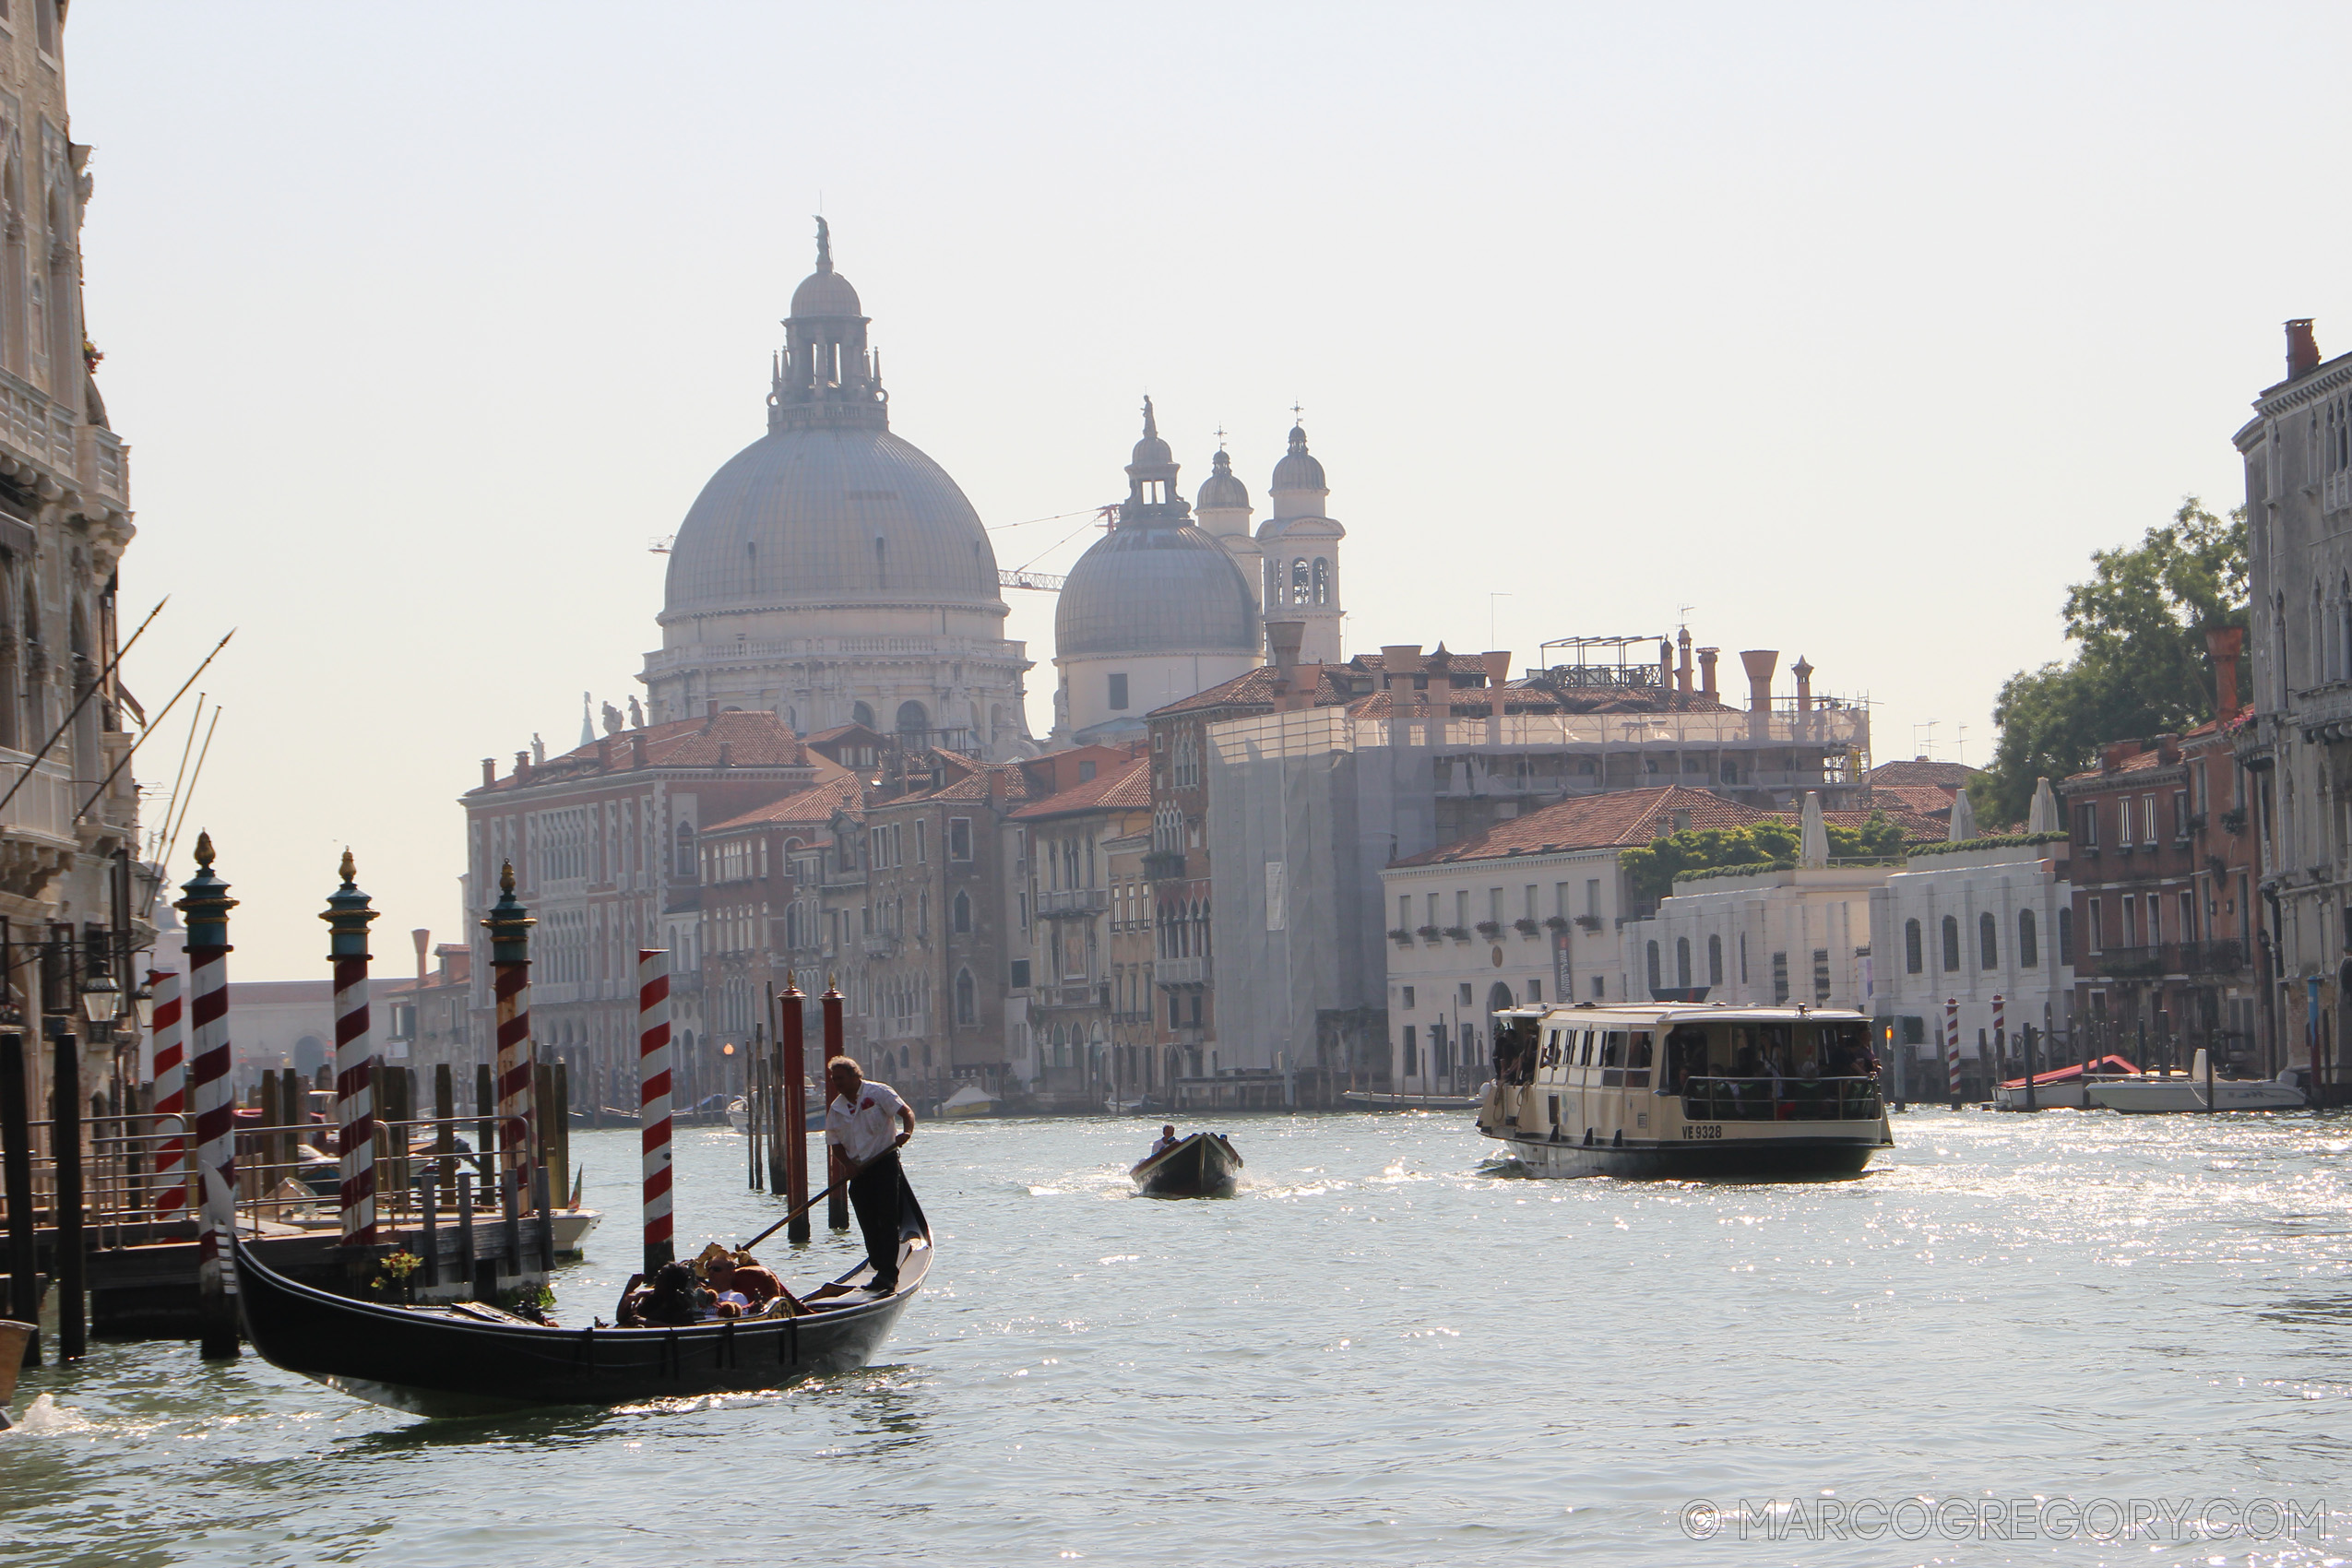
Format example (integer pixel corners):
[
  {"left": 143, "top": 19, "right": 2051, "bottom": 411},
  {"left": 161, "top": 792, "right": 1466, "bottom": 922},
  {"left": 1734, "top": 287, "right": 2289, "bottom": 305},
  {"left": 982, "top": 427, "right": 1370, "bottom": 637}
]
[{"left": 999, "top": 568, "right": 1065, "bottom": 592}]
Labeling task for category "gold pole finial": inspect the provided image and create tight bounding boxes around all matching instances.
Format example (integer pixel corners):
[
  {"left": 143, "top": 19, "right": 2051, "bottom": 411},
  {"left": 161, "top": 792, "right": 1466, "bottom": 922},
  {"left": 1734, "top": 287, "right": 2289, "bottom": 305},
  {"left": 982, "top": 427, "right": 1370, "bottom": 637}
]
[
  {"left": 499, "top": 859, "right": 517, "bottom": 894},
  {"left": 339, "top": 848, "right": 357, "bottom": 884},
  {"left": 194, "top": 830, "right": 215, "bottom": 868}
]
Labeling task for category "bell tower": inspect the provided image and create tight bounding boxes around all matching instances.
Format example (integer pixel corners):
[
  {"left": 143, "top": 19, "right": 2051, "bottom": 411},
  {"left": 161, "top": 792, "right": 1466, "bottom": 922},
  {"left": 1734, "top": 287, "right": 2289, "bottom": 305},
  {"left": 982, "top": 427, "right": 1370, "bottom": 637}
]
[{"left": 1255, "top": 421, "right": 1347, "bottom": 664}]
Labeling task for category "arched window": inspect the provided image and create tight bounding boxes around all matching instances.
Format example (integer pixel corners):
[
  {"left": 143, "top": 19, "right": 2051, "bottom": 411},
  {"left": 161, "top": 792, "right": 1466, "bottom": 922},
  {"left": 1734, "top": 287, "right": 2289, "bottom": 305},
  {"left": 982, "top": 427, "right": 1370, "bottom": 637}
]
[
  {"left": 1312, "top": 557, "right": 1329, "bottom": 605},
  {"left": 1979, "top": 911, "right": 1999, "bottom": 968},
  {"left": 675, "top": 821, "right": 695, "bottom": 879},
  {"left": 1706, "top": 934, "right": 1723, "bottom": 986},
  {"left": 2019, "top": 909, "right": 2038, "bottom": 968},
  {"left": 851, "top": 701, "right": 874, "bottom": 730},
  {"left": 952, "top": 890, "right": 971, "bottom": 933},
  {"left": 955, "top": 968, "right": 976, "bottom": 1027},
  {"left": 1675, "top": 937, "right": 1692, "bottom": 990},
  {"left": 1645, "top": 940, "right": 1662, "bottom": 994},
  {"left": 1905, "top": 919, "right": 1922, "bottom": 974},
  {"left": 896, "top": 700, "right": 929, "bottom": 736},
  {"left": 1941, "top": 915, "right": 1961, "bottom": 972},
  {"left": 1290, "top": 558, "right": 1310, "bottom": 606}
]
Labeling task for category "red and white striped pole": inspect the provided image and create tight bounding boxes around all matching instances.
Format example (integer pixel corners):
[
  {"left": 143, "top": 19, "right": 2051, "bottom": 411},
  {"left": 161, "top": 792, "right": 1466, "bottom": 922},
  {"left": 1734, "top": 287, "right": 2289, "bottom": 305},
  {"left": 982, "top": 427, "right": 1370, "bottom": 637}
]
[
  {"left": 1992, "top": 992, "right": 2007, "bottom": 1084},
  {"left": 148, "top": 968, "right": 186, "bottom": 1220},
  {"left": 482, "top": 861, "right": 536, "bottom": 1215},
  {"left": 638, "top": 947, "right": 673, "bottom": 1273},
  {"left": 177, "top": 832, "right": 240, "bottom": 1360},
  {"left": 1944, "top": 996, "right": 1962, "bottom": 1111},
  {"left": 324, "top": 850, "right": 380, "bottom": 1248}
]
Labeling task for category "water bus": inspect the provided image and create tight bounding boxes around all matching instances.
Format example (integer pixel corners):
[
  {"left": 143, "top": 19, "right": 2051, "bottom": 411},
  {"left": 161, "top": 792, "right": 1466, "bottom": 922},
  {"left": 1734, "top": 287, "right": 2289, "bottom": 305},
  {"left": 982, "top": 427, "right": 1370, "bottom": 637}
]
[{"left": 1479, "top": 1003, "right": 1893, "bottom": 1178}]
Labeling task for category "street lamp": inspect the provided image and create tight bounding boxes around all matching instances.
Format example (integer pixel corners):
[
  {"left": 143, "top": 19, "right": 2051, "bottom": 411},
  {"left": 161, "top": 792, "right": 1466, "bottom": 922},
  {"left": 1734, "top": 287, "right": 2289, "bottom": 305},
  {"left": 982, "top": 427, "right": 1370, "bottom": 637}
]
[
  {"left": 132, "top": 979, "right": 155, "bottom": 1032},
  {"left": 78, "top": 968, "right": 120, "bottom": 1028}
]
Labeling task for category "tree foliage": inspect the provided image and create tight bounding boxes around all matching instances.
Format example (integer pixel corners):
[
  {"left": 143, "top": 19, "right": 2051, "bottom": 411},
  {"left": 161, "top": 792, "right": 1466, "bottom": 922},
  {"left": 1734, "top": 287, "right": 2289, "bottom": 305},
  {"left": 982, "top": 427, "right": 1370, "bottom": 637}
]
[
  {"left": 1970, "top": 498, "right": 2247, "bottom": 827},
  {"left": 1620, "top": 813, "right": 1910, "bottom": 904}
]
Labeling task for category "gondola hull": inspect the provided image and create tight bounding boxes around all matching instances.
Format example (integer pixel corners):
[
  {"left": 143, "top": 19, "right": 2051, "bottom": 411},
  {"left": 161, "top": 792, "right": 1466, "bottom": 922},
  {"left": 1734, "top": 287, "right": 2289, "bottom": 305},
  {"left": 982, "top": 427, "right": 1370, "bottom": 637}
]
[
  {"left": 234, "top": 1192, "right": 930, "bottom": 1418},
  {"left": 1129, "top": 1133, "right": 1242, "bottom": 1197}
]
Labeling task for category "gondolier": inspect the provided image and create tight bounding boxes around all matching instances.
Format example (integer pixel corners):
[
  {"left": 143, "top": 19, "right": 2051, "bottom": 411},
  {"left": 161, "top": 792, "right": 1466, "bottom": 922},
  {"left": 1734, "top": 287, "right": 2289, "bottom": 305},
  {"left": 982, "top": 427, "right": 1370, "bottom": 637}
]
[{"left": 826, "top": 1055, "right": 915, "bottom": 1293}]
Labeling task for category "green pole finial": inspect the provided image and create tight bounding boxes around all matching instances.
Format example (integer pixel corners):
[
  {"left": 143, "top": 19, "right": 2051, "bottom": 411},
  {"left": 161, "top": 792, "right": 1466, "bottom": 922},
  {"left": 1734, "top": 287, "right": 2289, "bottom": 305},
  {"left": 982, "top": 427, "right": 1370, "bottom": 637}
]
[
  {"left": 176, "top": 830, "right": 237, "bottom": 950},
  {"left": 482, "top": 858, "right": 534, "bottom": 966},
  {"left": 321, "top": 847, "right": 378, "bottom": 961}
]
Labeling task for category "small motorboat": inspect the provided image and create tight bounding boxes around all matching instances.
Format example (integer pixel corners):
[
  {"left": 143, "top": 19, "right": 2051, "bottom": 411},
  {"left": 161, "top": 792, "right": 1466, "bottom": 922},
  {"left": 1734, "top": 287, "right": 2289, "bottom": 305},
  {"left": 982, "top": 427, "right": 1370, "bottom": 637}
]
[
  {"left": 1991, "top": 1054, "right": 2139, "bottom": 1111},
  {"left": 1129, "top": 1132, "right": 1242, "bottom": 1197},
  {"left": 2086, "top": 1050, "right": 2309, "bottom": 1113},
  {"left": 234, "top": 1185, "right": 931, "bottom": 1418},
  {"left": 937, "top": 1085, "right": 997, "bottom": 1120},
  {"left": 0, "top": 1317, "right": 30, "bottom": 1431}
]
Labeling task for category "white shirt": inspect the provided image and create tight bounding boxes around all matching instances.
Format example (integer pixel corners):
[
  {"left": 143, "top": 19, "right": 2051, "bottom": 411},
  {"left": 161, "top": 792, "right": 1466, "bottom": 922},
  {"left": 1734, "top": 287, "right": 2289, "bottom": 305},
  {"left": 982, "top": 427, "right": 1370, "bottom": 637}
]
[{"left": 826, "top": 1079, "right": 907, "bottom": 1164}]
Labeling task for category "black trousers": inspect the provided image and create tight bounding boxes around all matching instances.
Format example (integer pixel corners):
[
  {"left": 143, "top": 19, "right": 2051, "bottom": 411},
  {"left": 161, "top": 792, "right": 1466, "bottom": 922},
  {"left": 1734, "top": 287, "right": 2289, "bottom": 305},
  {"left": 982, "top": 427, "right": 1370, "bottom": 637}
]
[{"left": 848, "top": 1148, "right": 904, "bottom": 1287}]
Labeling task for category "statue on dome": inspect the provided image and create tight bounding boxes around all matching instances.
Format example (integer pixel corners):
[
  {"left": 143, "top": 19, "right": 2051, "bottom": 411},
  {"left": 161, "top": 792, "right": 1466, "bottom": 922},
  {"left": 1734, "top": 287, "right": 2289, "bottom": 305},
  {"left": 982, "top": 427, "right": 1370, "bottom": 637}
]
[
  {"left": 628, "top": 695, "right": 645, "bottom": 729},
  {"left": 602, "top": 701, "right": 624, "bottom": 735}
]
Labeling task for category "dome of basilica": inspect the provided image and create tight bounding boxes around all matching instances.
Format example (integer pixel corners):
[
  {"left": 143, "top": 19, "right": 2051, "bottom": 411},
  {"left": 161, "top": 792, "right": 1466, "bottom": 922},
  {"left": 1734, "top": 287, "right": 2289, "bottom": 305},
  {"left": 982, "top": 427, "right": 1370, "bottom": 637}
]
[{"left": 1054, "top": 519, "right": 1259, "bottom": 659}]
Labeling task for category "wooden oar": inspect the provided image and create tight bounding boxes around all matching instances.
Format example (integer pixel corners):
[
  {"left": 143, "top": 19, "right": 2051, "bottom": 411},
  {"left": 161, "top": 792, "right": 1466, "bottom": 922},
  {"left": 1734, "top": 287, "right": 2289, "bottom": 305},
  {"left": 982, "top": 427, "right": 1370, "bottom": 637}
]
[{"left": 737, "top": 1184, "right": 835, "bottom": 1254}]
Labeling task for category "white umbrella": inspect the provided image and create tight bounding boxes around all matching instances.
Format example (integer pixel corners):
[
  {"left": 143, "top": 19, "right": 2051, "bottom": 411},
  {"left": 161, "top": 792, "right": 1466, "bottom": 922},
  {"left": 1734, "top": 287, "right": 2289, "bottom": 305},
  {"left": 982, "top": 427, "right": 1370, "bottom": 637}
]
[
  {"left": 2026, "top": 776, "right": 2058, "bottom": 835},
  {"left": 1800, "top": 790, "right": 1829, "bottom": 868},
  {"left": 1948, "top": 785, "right": 1978, "bottom": 842}
]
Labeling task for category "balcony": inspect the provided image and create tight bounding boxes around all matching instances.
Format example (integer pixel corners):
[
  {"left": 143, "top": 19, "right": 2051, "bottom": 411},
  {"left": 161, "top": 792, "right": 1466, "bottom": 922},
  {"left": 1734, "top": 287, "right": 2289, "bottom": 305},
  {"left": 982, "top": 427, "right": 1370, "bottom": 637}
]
[
  {"left": 1156, "top": 956, "right": 1212, "bottom": 988},
  {"left": 0, "top": 748, "right": 79, "bottom": 902},
  {"left": 1038, "top": 887, "right": 1109, "bottom": 919},
  {"left": 2081, "top": 940, "right": 2245, "bottom": 979}
]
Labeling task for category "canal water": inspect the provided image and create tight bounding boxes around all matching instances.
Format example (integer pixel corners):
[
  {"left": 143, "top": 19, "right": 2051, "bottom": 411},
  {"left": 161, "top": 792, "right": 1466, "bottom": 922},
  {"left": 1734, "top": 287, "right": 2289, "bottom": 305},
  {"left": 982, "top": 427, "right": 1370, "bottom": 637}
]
[{"left": 4, "top": 1109, "right": 2350, "bottom": 1567}]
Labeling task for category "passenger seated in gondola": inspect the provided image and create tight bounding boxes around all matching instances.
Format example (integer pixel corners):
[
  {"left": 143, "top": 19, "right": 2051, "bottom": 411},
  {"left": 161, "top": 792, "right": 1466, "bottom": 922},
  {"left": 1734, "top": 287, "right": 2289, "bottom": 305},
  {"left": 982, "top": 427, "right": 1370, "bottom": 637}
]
[
  {"left": 622, "top": 1260, "right": 702, "bottom": 1327},
  {"left": 707, "top": 1254, "right": 802, "bottom": 1316}
]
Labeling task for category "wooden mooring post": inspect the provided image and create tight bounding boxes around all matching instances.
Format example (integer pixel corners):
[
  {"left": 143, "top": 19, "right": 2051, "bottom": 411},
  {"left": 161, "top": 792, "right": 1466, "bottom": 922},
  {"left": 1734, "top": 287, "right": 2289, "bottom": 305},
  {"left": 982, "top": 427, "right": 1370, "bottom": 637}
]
[
  {"left": 823, "top": 979, "right": 848, "bottom": 1230},
  {"left": 52, "top": 1024, "right": 85, "bottom": 1360},
  {"left": 780, "top": 980, "right": 810, "bottom": 1244},
  {"left": 2, "top": 1030, "right": 40, "bottom": 1366}
]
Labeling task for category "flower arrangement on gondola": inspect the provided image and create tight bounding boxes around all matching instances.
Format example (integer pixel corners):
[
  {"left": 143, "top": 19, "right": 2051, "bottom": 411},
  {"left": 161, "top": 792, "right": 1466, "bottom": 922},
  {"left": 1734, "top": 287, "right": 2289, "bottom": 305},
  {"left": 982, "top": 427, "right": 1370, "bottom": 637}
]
[{"left": 367, "top": 1249, "right": 422, "bottom": 1306}]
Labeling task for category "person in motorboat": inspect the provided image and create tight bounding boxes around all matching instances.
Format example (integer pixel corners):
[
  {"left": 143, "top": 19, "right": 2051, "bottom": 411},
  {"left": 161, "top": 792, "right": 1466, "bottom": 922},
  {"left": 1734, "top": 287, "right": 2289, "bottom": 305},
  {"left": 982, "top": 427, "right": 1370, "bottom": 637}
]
[
  {"left": 1148, "top": 1124, "right": 1179, "bottom": 1158},
  {"left": 826, "top": 1054, "right": 916, "bottom": 1295}
]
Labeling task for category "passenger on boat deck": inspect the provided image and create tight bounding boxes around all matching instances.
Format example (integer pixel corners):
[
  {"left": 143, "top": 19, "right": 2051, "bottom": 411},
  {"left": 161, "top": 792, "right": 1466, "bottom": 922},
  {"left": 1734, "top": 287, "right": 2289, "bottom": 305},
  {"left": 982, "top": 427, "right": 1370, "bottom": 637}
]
[
  {"left": 1150, "top": 1124, "right": 1179, "bottom": 1157},
  {"left": 1732, "top": 1045, "right": 1761, "bottom": 1077}
]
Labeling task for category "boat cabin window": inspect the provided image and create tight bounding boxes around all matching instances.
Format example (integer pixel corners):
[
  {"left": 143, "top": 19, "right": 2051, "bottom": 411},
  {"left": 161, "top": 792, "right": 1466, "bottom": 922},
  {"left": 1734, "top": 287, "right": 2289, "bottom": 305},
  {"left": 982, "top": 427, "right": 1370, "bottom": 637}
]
[
  {"left": 1599, "top": 1031, "right": 1625, "bottom": 1068},
  {"left": 1685, "top": 1019, "right": 1877, "bottom": 1078},
  {"left": 1625, "top": 1031, "right": 1654, "bottom": 1088},
  {"left": 1577, "top": 1028, "right": 1596, "bottom": 1066}
]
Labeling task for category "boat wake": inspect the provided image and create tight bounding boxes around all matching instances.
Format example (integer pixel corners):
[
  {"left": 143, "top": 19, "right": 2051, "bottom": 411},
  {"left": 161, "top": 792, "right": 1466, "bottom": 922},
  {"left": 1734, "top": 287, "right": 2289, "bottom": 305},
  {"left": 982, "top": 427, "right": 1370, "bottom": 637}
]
[{"left": 6, "top": 1395, "right": 95, "bottom": 1435}]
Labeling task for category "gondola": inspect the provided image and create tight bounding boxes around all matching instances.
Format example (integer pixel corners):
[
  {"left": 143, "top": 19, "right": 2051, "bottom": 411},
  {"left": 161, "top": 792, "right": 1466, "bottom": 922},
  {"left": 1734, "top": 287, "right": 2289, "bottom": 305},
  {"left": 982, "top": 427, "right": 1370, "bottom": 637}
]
[
  {"left": 0, "top": 1317, "right": 31, "bottom": 1430},
  {"left": 1129, "top": 1132, "right": 1242, "bottom": 1197},
  {"left": 232, "top": 1184, "right": 931, "bottom": 1419}
]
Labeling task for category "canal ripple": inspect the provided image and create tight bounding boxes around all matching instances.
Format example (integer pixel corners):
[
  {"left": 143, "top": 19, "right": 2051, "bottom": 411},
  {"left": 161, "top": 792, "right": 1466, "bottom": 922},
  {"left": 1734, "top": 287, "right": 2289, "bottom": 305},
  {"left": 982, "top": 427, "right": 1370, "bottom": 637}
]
[{"left": 3, "top": 1109, "right": 2349, "bottom": 1567}]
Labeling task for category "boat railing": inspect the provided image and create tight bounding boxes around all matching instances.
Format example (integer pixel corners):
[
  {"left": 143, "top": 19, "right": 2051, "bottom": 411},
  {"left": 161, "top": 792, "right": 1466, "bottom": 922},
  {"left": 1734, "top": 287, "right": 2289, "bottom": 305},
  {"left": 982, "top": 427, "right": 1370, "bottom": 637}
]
[{"left": 1680, "top": 1075, "right": 1883, "bottom": 1123}]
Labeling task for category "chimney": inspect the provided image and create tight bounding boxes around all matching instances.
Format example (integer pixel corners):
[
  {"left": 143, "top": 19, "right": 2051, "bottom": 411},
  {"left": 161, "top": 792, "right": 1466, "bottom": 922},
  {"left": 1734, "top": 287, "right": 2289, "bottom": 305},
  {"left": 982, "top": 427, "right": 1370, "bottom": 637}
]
[
  {"left": 412, "top": 926, "right": 431, "bottom": 972},
  {"left": 2206, "top": 624, "right": 2244, "bottom": 716},
  {"left": 2287, "top": 318, "right": 2322, "bottom": 380},
  {"left": 703, "top": 700, "right": 719, "bottom": 732},
  {"left": 1676, "top": 627, "right": 1693, "bottom": 694},
  {"left": 1269, "top": 620, "right": 1306, "bottom": 681},
  {"left": 1481, "top": 649, "right": 1511, "bottom": 718},
  {"left": 2100, "top": 740, "right": 2143, "bottom": 772},
  {"left": 1658, "top": 638, "right": 1673, "bottom": 688},
  {"left": 717, "top": 742, "right": 733, "bottom": 768},
  {"left": 2156, "top": 732, "right": 2180, "bottom": 766},
  {"left": 514, "top": 749, "right": 530, "bottom": 781},
  {"left": 481, "top": 756, "right": 496, "bottom": 788},
  {"left": 1379, "top": 645, "right": 1422, "bottom": 689},
  {"left": 1739, "top": 650, "right": 1778, "bottom": 715},
  {"left": 597, "top": 735, "right": 614, "bottom": 771},
  {"left": 1792, "top": 656, "right": 1814, "bottom": 715},
  {"left": 631, "top": 731, "right": 650, "bottom": 769},
  {"left": 1698, "top": 647, "right": 1719, "bottom": 699}
]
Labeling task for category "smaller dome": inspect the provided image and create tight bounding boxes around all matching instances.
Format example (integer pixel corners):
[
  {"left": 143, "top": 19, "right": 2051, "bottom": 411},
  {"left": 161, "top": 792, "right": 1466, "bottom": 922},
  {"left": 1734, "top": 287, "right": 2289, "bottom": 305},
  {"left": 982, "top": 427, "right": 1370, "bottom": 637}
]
[
  {"left": 1271, "top": 422, "right": 1326, "bottom": 493},
  {"left": 792, "top": 267, "right": 862, "bottom": 319},
  {"left": 1197, "top": 447, "right": 1249, "bottom": 511},
  {"left": 1055, "top": 522, "right": 1258, "bottom": 659}
]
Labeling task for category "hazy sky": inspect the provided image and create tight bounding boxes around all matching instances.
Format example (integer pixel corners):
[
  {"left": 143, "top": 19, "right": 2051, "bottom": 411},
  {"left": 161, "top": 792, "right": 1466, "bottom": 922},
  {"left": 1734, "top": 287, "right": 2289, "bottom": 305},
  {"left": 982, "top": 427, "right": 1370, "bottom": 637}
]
[{"left": 65, "top": 1, "right": 2352, "bottom": 977}]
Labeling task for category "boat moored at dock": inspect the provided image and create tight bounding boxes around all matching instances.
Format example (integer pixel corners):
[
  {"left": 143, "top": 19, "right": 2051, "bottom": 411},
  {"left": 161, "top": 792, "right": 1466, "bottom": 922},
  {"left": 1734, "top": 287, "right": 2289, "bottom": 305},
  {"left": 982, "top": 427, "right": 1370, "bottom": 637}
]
[
  {"left": 2085, "top": 1050, "right": 2308, "bottom": 1113},
  {"left": 1479, "top": 1004, "right": 1893, "bottom": 1178}
]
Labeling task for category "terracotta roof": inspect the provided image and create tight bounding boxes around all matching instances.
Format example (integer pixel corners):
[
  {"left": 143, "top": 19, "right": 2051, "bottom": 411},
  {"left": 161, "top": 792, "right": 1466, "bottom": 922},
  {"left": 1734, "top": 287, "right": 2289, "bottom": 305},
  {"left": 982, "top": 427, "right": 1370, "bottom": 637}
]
[
  {"left": 1146, "top": 663, "right": 1354, "bottom": 718},
  {"left": 883, "top": 758, "right": 1037, "bottom": 806},
  {"left": 1865, "top": 757, "right": 1978, "bottom": 790},
  {"left": 704, "top": 775, "right": 865, "bottom": 833},
  {"left": 1389, "top": 788, "right": 1767, "bottom": 867},
  {"left": 1011, "top": 756, "right": 1153, "bottom": 820},
  {"left": 470, "top": 711, "right": 812, "bottom": 794},
  {"left": 1869, "top": 785, "right": 1956, "bottom": 817}
]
